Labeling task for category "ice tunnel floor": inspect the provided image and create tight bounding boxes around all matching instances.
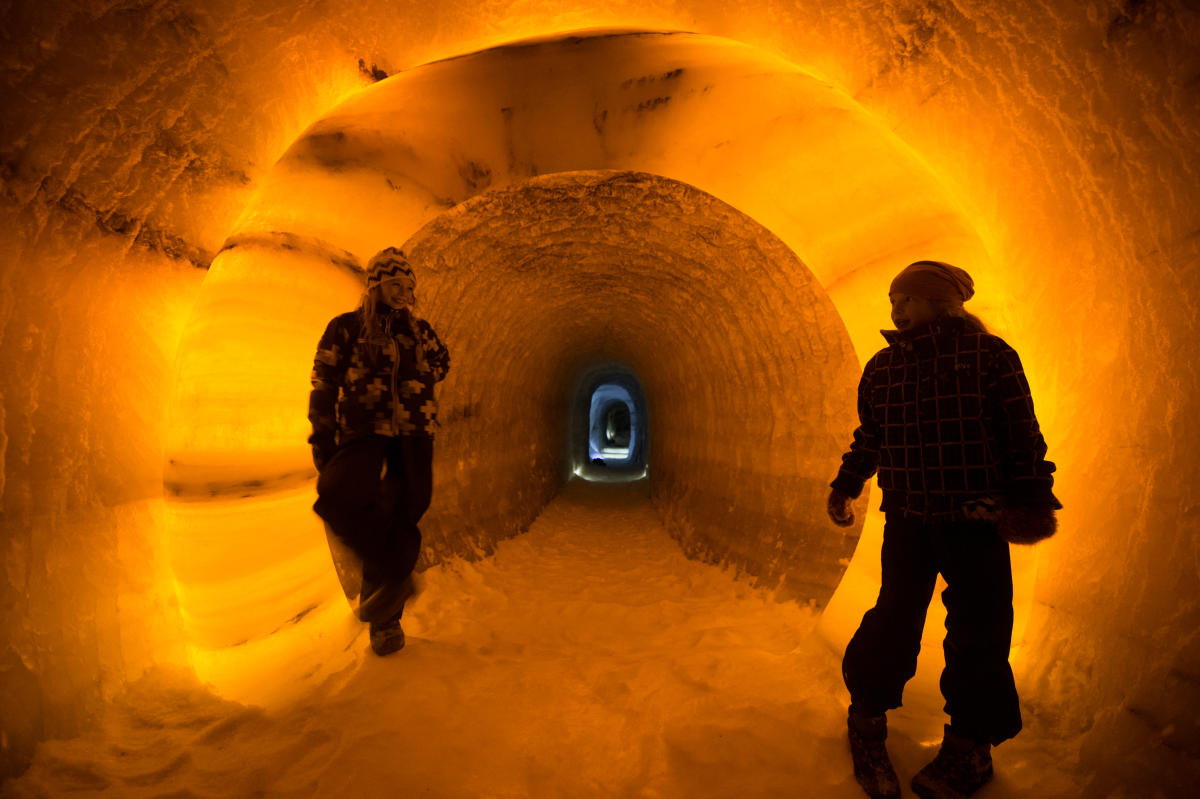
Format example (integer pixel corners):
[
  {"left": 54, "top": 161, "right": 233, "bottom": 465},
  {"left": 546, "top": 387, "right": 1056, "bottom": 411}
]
[{"left": 5, "top": 481, "right": 1084, "bottom": 798}]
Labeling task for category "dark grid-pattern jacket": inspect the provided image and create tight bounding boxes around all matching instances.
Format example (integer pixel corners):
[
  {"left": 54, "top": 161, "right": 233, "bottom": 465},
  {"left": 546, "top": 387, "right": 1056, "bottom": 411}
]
[
  {"left": 308, "top": 307, "right": 449, "bottom": 468},
  {"left": 831, "top": 316, "right": 1061, "bottom": 520}
]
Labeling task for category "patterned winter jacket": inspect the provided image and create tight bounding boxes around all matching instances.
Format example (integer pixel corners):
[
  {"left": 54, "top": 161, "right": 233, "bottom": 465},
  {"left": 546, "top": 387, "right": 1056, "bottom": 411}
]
[
  {"left": 830, "top": 315, "right": 1061, "bottom": 520},
  {"left": 308, "top": 306, "right": 450, "bottom": 468}
]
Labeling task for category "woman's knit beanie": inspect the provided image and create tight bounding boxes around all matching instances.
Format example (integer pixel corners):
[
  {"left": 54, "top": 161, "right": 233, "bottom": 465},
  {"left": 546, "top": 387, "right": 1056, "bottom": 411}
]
[
  {"left": 366, "top": 247, "right": 416, "bottom": 289},
  {"left": 889, "top": 260, "right": 974, "bottom": 302}
]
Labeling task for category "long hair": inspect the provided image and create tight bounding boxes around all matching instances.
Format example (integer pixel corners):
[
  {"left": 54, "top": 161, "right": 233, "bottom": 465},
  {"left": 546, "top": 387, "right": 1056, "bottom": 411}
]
[
  {"left": 358, "top": 285, "right": 391, "bottom": 361},
  {"left": 358, "top": 284, "right": 426, "bottom": 370},
  {"left": 932, "top": 298, "right": 989, "bottom": 334}
]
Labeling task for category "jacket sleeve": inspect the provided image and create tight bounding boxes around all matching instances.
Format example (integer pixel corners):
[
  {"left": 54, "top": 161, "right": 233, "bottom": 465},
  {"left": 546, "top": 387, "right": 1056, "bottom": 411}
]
[
  {"left": 987, "top": 342, "right": 1062, "bottom": 509},
  {"left": 420, "top": 320, "right": 450, "bottom": 383},
  {"left": 308, "top": 316, "right": 348, "bottom": 469},
  {"left": 830, "top": 359, "right": 881, "bottom": 499}
]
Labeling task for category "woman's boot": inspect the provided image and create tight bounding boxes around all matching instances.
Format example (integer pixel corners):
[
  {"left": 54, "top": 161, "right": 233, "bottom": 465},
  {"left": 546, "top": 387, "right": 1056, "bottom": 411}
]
[{"left": 848, "top": 708, "right": 901, "bottom": 798}]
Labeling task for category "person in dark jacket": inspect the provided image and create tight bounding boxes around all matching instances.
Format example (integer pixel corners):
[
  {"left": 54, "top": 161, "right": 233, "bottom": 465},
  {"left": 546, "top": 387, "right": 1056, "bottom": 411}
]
[
  {"left": 308, "top": 247, "right": 450, "bottom": 656},
  {"left": 828, "top": 260, "right": 1061, "bottom": 799}
]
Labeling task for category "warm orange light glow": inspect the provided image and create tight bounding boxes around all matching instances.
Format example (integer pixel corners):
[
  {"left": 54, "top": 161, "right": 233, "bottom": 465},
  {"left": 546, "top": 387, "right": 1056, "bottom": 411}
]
[
  {"left": 161, "top": 30, "right": 1039, "bottom": 702},
  {"left": 11, "top": 0, "right": 1199, "bottom": 789}
]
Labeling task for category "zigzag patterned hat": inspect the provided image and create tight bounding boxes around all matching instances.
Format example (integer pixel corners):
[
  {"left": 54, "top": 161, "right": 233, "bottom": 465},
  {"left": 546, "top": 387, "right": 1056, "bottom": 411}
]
[{"left": 366, "top": 247, "right": 416, "bottom": 289}]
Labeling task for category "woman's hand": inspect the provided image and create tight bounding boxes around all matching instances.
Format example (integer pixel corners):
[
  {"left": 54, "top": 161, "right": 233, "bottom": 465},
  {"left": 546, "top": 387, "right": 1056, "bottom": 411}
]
[
  {"left": 828, "top": 489, "right": 855, "bottom": 527},
  {"left": 311, "top": 434, "right": 336, "bottom": 474}
]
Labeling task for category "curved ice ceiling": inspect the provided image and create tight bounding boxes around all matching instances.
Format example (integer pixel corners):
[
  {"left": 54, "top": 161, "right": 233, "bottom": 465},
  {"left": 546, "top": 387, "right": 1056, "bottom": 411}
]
[
  {"left": 163, "top": 31, "right": 1008, "bottom": 699},
  {"left": 4, "top": 3, "right": 1196, "bottom": 786}
]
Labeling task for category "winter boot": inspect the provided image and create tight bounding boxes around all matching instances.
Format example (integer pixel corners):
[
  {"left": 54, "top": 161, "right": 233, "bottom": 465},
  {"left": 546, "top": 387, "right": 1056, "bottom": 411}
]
[
  {"left": 847, "top": 708, "right": 902, "bottom": 799},
  {"left": 911, "top": 725, "right": 994, "bottom": 799},
  {"left": 369, "top": 618, "right": 406, "bottom": 656}
]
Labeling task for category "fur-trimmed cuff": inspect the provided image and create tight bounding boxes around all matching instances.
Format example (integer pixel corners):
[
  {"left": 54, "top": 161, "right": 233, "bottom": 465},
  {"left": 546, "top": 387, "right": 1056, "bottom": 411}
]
[
  {"left": 998, "top": 505, "right": 1057, "bottom": 545},
  {"left": 830, "top": 472, "right": 866, "bottom": 500}
]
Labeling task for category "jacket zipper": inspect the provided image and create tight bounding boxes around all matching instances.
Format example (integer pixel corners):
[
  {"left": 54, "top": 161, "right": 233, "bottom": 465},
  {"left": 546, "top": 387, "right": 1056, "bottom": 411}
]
[
  {"left": 387, "top": 315, "right": 402, "bottom": 435},
  {"left": 912, "top": 343, "right": 931, "bottom": 520}
]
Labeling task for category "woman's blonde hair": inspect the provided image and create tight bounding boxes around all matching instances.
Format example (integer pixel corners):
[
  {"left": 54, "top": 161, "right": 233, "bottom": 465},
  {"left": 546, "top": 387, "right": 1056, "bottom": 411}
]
[
  {"left": 358, "top": 284, "right": 426, "bottom": 370},
  {"left": 359, "top": 285, "right": 391, "bottom": 357}
]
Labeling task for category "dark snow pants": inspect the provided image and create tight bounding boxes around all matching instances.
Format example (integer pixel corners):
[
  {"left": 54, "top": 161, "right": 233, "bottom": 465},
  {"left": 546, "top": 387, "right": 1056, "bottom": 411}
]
[
  {"left": 842, "top": 513, "right": 1022, "bottom": 745},
  {"left": 313, "top": 434, "right": 433, "bottom": 625}
]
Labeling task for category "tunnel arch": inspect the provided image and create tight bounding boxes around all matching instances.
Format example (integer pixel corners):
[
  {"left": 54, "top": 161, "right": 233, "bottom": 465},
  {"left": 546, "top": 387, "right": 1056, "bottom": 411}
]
[
  {"left": 3, "top": 3, "right": 1198, "bottom": 789},
  {"left": 401, "top": 167, "right": 865, "bottom": 598},
  {"left": 161, "top": 29, "right": 1015, "bottom": 700}
]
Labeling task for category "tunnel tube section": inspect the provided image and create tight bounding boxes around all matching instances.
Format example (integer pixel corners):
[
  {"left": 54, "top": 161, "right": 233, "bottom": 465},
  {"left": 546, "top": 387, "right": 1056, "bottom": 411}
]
[
  {"left": 161, "top": 31, "right": 1007, "bottom": 701},
  {"left": 167, "top": 164, "right": 869, "bottom": 701},
  {"left": 3, "top": 6, "right": 1198, "bottom": 790}
]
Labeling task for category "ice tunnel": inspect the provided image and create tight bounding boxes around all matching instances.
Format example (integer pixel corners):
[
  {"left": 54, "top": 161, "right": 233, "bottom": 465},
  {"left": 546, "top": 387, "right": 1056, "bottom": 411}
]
[{"left": 1, "top": 1, "right": 1198, "bottom": 794}]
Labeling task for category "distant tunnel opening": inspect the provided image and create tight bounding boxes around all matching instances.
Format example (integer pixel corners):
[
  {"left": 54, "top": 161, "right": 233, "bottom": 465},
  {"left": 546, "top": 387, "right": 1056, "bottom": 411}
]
[{"left": 570, "top": 365, "right": 648, "bottom": 482}]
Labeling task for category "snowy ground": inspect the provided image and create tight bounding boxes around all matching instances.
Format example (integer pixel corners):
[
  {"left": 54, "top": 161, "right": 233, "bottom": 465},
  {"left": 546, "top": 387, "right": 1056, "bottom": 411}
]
[{"left": 3, "top": 480, "right": 1087, "bottom": 798}]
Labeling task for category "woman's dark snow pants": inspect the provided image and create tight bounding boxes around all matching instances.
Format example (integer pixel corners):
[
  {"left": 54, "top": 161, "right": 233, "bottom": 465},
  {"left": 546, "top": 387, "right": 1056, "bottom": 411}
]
[
  {"left": 313, "top": 434, "right": 433, "bottom": 625},
  {"left": 842, "top": 513, "right": 1023, "bottom": 746}
]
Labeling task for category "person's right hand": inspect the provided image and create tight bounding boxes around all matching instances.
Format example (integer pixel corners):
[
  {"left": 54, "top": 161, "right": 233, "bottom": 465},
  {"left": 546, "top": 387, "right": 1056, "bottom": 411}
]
[{"left": 827, "top": 489, "right": 854, "bottom": 527}]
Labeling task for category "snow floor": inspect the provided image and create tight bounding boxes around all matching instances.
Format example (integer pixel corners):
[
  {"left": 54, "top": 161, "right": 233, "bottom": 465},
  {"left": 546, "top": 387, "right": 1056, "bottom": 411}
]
[{"left": 3, "top": 480, "right": 1088, "bottom": 798}]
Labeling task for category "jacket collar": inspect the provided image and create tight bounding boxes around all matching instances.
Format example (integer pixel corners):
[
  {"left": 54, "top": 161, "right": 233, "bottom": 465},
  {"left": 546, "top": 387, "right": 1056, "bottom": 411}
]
[{"left": 880, "top": 315, "right": 967, "bottom": 350}]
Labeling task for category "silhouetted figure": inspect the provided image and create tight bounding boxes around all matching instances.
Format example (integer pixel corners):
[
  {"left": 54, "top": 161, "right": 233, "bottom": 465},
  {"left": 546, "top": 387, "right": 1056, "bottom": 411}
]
[
  {"left": 827, "top": 261, "right": 1061, "bottom": 799},
  {"left": 308, "top": 247, "right": 450, "bottom": 656}
]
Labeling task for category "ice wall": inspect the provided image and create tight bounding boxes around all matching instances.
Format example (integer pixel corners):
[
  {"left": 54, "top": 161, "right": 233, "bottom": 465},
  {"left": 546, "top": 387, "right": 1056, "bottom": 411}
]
[
  {"left": 400, "top": 170, "right": 861, "bottom": 601},
  {"left": 2, "top": 0, "right": 1198, "bottom": 788},
  {"left": 161, "top": 32, "right": 989, "bottom": 697}
]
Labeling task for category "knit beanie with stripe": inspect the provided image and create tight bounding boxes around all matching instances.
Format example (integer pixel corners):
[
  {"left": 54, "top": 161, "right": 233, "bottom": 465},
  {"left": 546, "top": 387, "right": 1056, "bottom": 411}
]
[
  {"left": 366, "top": 247, "right": 416, "bottom": 289},
  {"left": 889, "top": 260, "right": 975, "bottom": 302}
]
